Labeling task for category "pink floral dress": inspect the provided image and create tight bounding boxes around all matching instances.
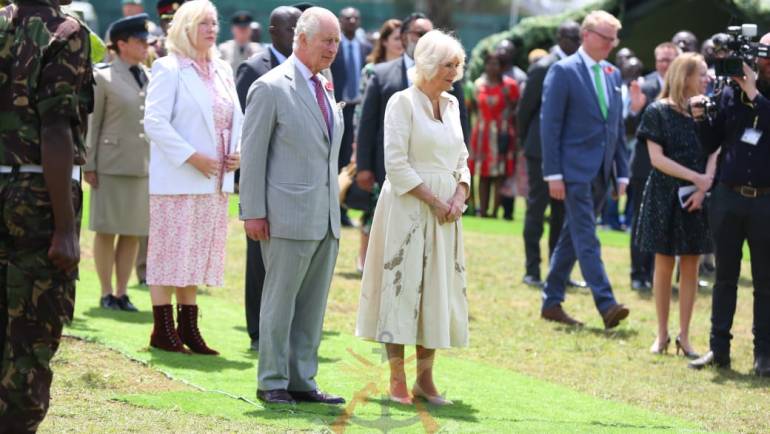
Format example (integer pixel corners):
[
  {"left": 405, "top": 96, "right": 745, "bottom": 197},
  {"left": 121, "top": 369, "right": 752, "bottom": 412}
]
[{"left": 146, "top": 58, "right": 233, "bottom": 288}]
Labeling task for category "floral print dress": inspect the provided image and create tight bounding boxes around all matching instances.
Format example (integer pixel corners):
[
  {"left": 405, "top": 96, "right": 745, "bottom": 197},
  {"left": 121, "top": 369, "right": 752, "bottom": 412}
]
[{"left": 146, "top": 58, "right": 233, "bottom": 287}]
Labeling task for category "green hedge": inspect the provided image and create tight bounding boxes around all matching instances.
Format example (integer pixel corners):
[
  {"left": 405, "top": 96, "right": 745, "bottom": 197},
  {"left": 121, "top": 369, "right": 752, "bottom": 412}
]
[{"left": 468, "top": 0, "right": 618, "bottom": 81}]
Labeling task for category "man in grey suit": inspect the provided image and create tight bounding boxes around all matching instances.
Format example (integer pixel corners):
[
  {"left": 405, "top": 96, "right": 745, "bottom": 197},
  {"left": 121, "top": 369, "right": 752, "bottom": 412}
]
[
  {"left": 235, "top": 5, "right": 301, "bottom": 353},
  {"left": 240, "top": 7, "right": 346, "bottom": 406}
]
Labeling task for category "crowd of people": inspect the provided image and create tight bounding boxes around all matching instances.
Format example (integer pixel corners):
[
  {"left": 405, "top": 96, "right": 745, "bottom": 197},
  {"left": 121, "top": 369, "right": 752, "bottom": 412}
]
[{"left": 1, "top": 0, "right": 769, "bottom": 431}]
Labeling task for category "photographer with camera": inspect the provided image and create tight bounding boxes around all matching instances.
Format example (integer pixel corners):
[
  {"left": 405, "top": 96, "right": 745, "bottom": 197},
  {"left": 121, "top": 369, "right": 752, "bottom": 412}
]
[{"left": 688, "top": 32, "right": 770, "bottom": 377}]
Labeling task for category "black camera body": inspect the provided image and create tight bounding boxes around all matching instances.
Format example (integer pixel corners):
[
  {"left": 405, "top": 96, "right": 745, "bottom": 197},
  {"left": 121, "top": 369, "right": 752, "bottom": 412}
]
[{"left": 713, "top": 24, "right": 769, "bottom": 77}]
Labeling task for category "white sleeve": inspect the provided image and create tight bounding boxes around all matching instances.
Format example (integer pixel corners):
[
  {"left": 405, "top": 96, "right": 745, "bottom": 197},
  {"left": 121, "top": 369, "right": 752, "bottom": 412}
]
[
  {"left": 143, "top": 59, "right": 197, "bottom": 167},
  {"left": 383, "top": 92, "right": 423, "bottom": 195}
]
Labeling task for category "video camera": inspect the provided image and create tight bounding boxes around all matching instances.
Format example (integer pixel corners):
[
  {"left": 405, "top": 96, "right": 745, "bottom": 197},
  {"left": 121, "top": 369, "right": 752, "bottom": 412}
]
[
  {"left": 713, "top": 24, "right": 769, "bottom": 77},
  {"left": 691, "top": 24, "right": 768, "bottom": 121}
]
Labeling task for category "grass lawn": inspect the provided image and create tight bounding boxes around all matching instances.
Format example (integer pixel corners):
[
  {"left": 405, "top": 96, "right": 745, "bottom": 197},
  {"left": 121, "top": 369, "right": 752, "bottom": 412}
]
[{"left": 38, "top": 193, "right": 768, "bottom": 433}]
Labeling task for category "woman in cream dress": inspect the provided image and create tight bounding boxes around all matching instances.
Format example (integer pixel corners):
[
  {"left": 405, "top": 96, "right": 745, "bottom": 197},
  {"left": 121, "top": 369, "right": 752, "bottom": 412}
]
[{"left": 356, "top": 30, "right": 470, "bottom": 406}]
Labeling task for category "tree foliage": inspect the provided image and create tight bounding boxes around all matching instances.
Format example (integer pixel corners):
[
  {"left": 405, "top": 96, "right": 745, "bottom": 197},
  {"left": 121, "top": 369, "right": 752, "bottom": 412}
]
[{"left": 468, "top": 0, "right": 617, "bottom": 81}]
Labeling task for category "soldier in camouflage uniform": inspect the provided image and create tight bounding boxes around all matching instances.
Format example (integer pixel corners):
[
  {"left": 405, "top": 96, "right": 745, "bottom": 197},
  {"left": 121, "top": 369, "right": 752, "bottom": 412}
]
[{"left": 0, "top": 0, "right": 92, "bottom": 432}]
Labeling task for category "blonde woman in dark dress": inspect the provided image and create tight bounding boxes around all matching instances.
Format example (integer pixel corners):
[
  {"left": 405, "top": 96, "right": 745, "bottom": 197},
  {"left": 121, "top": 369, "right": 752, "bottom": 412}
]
[{"left": 635, "top": 53, "right": 719, "bottom": 358}]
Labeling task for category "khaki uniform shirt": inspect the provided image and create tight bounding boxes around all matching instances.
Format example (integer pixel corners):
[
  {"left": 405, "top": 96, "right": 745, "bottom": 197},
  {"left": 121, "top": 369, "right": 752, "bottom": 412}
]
[
  {"left": 218, "top": 39, "right": 262, "bottom": 75},
  {"left": 84, "top": 58, "right": 150, "bottom": 176}
]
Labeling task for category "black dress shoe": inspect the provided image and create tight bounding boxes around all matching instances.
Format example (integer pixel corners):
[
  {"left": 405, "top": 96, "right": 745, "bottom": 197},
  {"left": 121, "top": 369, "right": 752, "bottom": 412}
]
[
  {"left": 257, "top": 389, "right": 296, "bottom": 404},
  {"left": 249, "top": 339, "right": 259, "bottom": 352},
  {"left": 100, "top": 294, "right": 119, "bottom": 310},
  {"left": 290, "top": 389, "right": 345, "bottom": 405},
  {"left": 522, "top": 275, "right": 543, "bottom": 288},
  {"left": 115, "top": 295, "right": 139, "bottom": 312},
  {"left": 567, "top": 279, "right": 587, "bottom": 288},
  {"left": 688, "top": 350, "right": 730, "bottom": 370},
  {"left": 754, "top": 354, "right": 770, "bottom": 377},
  {"left": 631, "top": 279, "right": 651, "bottom": 291}
]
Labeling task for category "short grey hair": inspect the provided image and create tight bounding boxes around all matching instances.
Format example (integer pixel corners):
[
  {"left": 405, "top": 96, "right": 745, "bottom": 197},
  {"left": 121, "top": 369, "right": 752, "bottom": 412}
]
[
  {"left": 413, "top": 30, "right": 466, "bottom": 85},
  {"left": 292, "top": 7, "right": 338, "bottom": 50}
]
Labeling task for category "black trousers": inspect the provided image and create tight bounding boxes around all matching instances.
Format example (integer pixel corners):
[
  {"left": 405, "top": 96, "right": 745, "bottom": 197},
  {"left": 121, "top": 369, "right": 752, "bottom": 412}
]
[
  {"left": 339, "top": 103, "right": 356, "bottom": 172},
  {"left": 709, "top": 184, "right": 770, "bottom": 357},
  {"left": 629, "top": 177, "right": 654, "bottom": 283},
  {"left": 523, "top": 156, "right": 565, "bottom": 279},
  {"left": 245, "top": 237, "right": 266, "bottom": 342}
]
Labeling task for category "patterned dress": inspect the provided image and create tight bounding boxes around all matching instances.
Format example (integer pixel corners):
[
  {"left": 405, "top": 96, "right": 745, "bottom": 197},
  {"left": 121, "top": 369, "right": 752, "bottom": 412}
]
[
  {"left": 469, "top": 75, "right": 520, "bottom": 177},
  {"left": 356, "top": 87, "right": 471, "bottom": 349},
  {"left": 635, "top": 101, "right": 712, "bottom": 256},
  {"left": 146, "top": 58, "right": 233, "bottom": 287}
]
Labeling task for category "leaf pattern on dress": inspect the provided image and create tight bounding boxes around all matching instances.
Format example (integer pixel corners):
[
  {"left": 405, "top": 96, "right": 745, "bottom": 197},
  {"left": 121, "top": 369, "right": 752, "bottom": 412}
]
[{"left": 383, "top": 219, "right": 421, "bottom": 297}]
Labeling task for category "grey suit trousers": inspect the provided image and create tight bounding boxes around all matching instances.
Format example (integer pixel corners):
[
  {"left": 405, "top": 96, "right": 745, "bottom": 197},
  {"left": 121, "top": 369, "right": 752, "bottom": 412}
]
[{"left": 258, "top": 229, "right": 339, "bottom": 391}]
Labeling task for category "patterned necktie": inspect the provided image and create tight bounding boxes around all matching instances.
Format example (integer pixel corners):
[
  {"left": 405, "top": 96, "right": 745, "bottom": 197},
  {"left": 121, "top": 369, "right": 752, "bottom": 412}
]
[
  {"left": 310, "top": 75, "right": 332, "bottom": 138},
  {"left": 129, "top": 65, "right": 145, "bottom": 88},
  {"left": 591, "top": 63, "right": 608, "bottom": 119}
]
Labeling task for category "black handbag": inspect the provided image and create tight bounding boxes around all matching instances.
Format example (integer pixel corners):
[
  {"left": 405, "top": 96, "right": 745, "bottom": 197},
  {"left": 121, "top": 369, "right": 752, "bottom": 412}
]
[{"left": 344, "top": 182, "right": 373, "bottom": 212}]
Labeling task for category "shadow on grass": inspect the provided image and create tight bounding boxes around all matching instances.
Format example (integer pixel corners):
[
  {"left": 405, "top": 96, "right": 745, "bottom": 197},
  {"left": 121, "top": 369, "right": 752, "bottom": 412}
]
[
  {"left": 336, "top": 271, "right": 363, "bottom": 281},
  {"left": 244, "top": 396, "right": 480, "bottom": 431},
  {"left": 708, "top": 368, "right": 770, "bottom": 388},
  {"left": 68, "top": 317, "right": 98, "bottom": 333},
  {"left": 81, "top": 306, "right": 153, "bottom": 324},
  {"left": 569, "top": 326, "right": 640, "bottom": 340},
  {"left": 148, "top": 349, "right": 253, "bottom": 371}
]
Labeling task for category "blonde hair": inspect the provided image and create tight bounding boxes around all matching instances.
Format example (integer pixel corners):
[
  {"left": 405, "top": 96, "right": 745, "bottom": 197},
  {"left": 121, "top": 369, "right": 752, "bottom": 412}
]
[
  {"left": 581, "top": 10, "right": 622, "bottom": 32},
  {"left": 413, "top": 30, "right": 466, "bottom": 86},
  {"left": 659, "top": 52, "right": 705, "bottom": 111},
  {"left": 165, "top": 0, "right": 219, "bottom": 60}
]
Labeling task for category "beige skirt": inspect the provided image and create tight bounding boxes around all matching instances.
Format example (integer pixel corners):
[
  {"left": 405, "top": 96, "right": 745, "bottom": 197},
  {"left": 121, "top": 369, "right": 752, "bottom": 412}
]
[{"left": 88, "top": 174, "right": 149, "bottom": 236}]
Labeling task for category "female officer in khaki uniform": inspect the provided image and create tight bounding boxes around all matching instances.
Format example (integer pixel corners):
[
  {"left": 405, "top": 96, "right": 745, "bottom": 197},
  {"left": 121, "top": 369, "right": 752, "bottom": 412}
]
[{"left": 84, "top": 14, "right": 152, "bottom": 312}]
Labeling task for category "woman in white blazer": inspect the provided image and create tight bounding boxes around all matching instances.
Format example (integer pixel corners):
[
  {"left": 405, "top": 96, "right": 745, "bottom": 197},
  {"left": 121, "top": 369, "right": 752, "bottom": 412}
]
[{"left": 143, "top": 0, "right": 242, "bottom": 355}]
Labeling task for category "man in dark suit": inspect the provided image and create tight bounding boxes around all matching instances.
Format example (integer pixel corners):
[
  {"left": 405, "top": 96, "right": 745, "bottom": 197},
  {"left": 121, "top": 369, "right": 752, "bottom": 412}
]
[
  {"left": 627, "top": 42, "right": 680, "bottom": 291},
  {"left": 330, "top": 7, "right": 371, "bottom": 227},
  {"left": 540, "top": 11, "right": 630, "bottom": 329},
  {"left": 519, "top": 20, "right": 580, "bottom": 288},
  {"left": 356, "top": 12, "right": 469, "bottom": 193},
  {"left": 234, "top": 5, "right": 301, "bottom": 352}
]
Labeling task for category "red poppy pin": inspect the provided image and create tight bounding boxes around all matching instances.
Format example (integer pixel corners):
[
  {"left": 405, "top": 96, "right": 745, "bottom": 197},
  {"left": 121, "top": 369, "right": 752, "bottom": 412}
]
[
  {"left": 325, "top": 80, "right": 334, "bottom": 92},
  {"left": 604, "top": 65, "right": 615, "bottom": 74}
]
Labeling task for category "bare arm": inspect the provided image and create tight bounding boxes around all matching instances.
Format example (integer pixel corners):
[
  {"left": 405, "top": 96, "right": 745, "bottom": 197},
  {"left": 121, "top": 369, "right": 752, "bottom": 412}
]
[
  {"left": 647, "top": 140, "right": 713, "bottom": 191},
  {"left": 41, "top": 114, "right": 78, "bottom": 273}
]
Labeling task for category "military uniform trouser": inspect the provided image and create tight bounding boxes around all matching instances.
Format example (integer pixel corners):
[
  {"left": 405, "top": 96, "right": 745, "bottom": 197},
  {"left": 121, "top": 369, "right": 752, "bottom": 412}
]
[{"left": 0, "top": 172, "right": 81, "bottom": 434}]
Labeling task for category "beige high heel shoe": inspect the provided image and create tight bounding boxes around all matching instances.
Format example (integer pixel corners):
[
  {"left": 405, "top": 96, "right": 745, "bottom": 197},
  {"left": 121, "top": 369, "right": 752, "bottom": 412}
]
[{"left": 412, "top": 382, "right": 453, "bottom": 406}]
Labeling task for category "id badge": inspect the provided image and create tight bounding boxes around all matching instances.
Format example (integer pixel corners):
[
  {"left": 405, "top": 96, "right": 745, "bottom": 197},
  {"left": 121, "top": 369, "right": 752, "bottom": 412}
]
[{"left": 741, "top": 128, "right": 762, "bottom": 146}]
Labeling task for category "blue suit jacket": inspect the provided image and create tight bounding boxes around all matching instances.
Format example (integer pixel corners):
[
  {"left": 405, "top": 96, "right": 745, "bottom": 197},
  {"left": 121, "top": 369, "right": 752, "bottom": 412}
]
[{"left": 540, "top": 53, "right": 629, "bottom": 184}]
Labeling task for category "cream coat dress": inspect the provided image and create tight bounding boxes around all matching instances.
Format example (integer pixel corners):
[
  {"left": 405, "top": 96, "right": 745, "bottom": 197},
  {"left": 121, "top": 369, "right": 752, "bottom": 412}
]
[{"left": 356, "top": 86, "right": 471, "bottom": 349}]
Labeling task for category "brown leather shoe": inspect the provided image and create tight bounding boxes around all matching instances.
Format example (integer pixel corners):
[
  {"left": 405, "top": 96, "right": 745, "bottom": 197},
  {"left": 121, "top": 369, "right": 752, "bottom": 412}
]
[
  {"left": 602, "top": 304, "right": 630, "bottom": 329},
  {"left": 541, "top": 304, "right": 584, "bottom": 326}
]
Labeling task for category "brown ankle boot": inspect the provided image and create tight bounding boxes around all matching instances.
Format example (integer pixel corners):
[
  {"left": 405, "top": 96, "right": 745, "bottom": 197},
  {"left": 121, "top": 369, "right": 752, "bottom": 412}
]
[
  {"left": 176, "top": 304, "right": 219, "bottom": 355},
  {"left": 150, "top": 304, "right": 190, "bottom": 353}
]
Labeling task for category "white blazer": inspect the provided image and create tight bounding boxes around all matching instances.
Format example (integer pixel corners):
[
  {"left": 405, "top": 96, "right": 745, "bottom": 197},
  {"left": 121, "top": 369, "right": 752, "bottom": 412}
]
[{"left": 144, "top": 54, "right": 243, "bottom": 195}]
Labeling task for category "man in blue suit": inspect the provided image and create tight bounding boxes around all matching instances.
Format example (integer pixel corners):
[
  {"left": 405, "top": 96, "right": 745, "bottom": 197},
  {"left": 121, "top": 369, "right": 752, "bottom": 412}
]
[{"left": 540, "top": 10, "right": 630, "bottom": 329}]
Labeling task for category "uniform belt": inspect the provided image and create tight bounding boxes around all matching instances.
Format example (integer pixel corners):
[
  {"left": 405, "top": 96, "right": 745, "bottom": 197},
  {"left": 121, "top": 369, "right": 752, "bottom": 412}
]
[
  {"left": 0, "top": 165, "right": 81, "bottom": 182},
  {"left": 728, "top": 184, "right": 770, "bottom": 198}
]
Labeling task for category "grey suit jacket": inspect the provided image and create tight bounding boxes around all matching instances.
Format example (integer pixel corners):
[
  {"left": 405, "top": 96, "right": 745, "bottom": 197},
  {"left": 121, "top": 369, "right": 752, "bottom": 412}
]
[{"left": 239, "top": 56, "right": 343, "bottom": 241}]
